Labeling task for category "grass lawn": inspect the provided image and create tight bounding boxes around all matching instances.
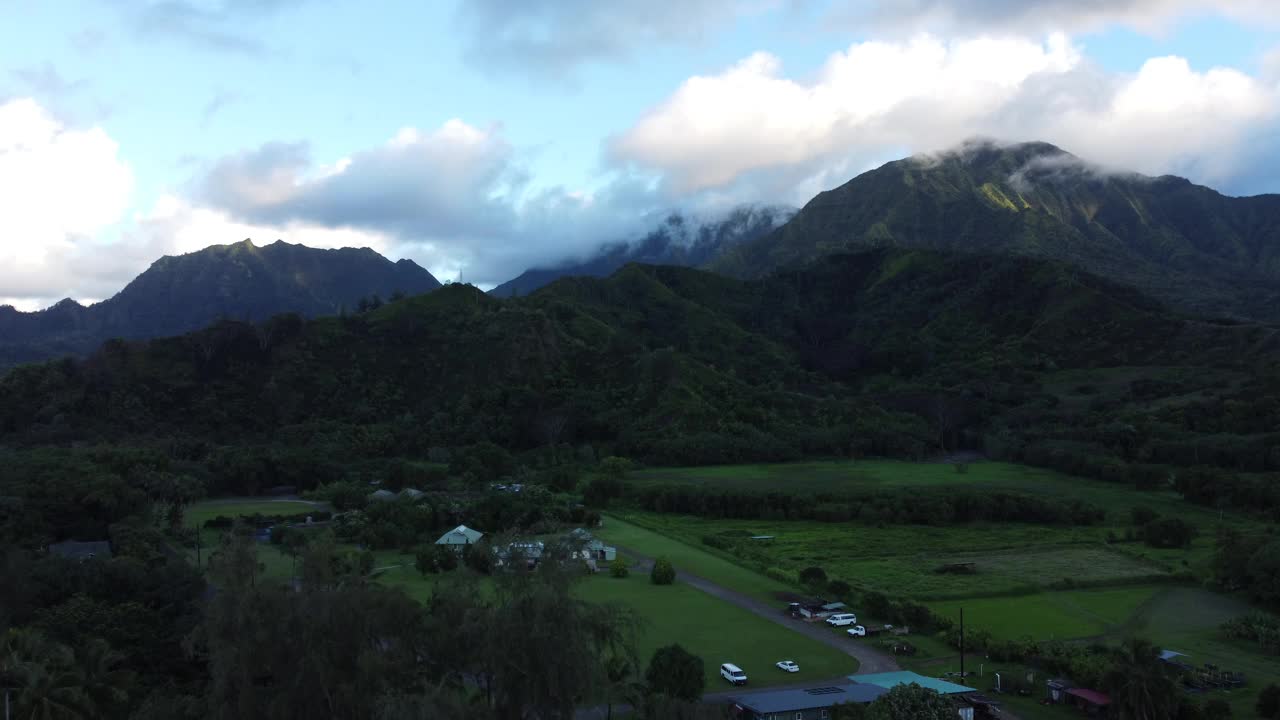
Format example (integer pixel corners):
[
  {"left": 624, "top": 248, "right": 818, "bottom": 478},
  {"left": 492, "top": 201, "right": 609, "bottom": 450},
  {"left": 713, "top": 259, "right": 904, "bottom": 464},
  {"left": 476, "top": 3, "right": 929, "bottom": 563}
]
[
  {"left": 596, "top": 516, "right": 797, "bottom": 603},
  {"left": 929, "top": 594, "right": 1109, "bottom": 642},
  {"left": 575, "top": 571, "right": 857, "bottom": 688}
]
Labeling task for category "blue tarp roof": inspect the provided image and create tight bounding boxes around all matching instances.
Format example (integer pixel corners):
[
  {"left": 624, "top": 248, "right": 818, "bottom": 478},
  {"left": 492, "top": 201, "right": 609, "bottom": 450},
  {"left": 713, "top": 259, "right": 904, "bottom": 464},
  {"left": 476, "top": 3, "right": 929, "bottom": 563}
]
[
  {"left": 732, "top": 683, "right": 887, "bottom": 713},
  {"left": 849, "top": 671, "right": 976, "bottom": 695}
]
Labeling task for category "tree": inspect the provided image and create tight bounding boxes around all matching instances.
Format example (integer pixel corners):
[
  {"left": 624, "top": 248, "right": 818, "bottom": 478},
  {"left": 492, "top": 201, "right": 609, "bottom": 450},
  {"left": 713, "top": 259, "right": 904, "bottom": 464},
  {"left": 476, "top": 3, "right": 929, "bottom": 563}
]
[
  {"left": 0, "top": 628, "right": 87, "bottom": 720},
  {"left": 1101, "top": 637, "right": 1180, "bottom": 720},
  {"left": 650, "top": 557, "right": 675, "bottom": 585},
  {"left": 1257, "top": 683, "right": 1280, "bottom": 719},
  {"left": 598, "top": 456, "right": 632, "bottom": 482},
  {"left": 465, "top": 542, "right": 493, "bottom": 575},
  {"left": 828, "top": 580, "right": 852, "bottom": 598},
  {"left": 75, "top": 638, "right": 135, "bottom": 717},
  {"left": 1247, "top": 540, "right": 1280, "bottom": 608},
  {"left": 610, "top": 556, "right": 630, "bottom": 578},
  {"left": 604, "top": 655, "right": 642, "bottom": 720},
  {"left": 1130, "top": 506, "right": 1159, "bottom": 526},
  {"left": 872, "top": 683, "right": 953, "bottom": 720},
  {"left": 644, "top": 644, "right": 704, "bottom": 702},
  {"left": 1142, "top": 517, "right": 1196, "bottom": 549},
  {"left": 799, "top": 566, "right": 828, "bottom": 587}
]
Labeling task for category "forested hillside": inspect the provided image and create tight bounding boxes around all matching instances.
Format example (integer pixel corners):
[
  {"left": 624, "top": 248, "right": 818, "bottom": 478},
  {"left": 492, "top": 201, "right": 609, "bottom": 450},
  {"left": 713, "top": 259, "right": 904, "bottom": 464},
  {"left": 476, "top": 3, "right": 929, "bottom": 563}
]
[{"left": 3, "top": 249, "right": 1277, "bottom": 515}]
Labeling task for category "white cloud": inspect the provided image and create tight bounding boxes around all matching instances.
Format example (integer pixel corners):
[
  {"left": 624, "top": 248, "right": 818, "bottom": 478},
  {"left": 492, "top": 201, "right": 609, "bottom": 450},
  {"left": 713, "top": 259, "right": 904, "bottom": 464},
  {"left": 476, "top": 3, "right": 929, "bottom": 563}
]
[
  {"left": 195, "top": 120, "right": 670, "bottom": 285},
  {"left": 0, "top": 98, "right": 134, "bottom": 303},
  {"left": 610, "top": 35, "right": 1280, "bottom": 198}
]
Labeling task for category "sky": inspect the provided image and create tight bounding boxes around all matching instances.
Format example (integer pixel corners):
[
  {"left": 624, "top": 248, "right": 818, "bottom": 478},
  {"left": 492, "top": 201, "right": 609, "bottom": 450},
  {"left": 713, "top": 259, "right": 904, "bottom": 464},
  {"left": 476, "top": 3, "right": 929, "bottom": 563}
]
[{"left": 2, "top": 0, "right": 1280, "bottom": 309}]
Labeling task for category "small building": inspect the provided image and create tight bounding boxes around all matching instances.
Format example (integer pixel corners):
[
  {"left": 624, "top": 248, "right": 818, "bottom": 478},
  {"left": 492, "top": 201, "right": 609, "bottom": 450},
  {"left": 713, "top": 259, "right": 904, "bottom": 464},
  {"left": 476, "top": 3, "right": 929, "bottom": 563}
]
[
  {"left": 436, "top": 524, "right": 484, "bottom": 552},
  {"left": 1063, "top": 688, "right": 1111, "bottom": 717},
  {"left": 368, "top": 489, "right": 396, "bottom": 502},
  {"left": 729, "top": 683, "right": 887, "bottom": 720},
  {"left": 798, "top": 600, "right": 844, "bottom": 619},
  {"left": 498, "top": 540, "right": 545, "bottom": 569},
  {"left": 48, "top": 540, "right": 111, "bottom": 562},
  {"left": 566, "top": 528, "right": 616, "bottom": 562},
  {"left": 399, "top": 488, "right": 425, "bottom": 500}
]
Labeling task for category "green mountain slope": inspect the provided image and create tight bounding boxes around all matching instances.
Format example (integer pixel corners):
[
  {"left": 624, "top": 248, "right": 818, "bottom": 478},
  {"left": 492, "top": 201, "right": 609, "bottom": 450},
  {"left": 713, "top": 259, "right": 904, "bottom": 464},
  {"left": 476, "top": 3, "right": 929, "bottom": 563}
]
[
  {"left": 3, "top": 250, "right": 1276, "bottom": 478},
  {"left": 710, "top": 140, "right": 1280, "bottom": 322},
  {"left": 0, "top": 239, "right": 440, "bottom": 370}
]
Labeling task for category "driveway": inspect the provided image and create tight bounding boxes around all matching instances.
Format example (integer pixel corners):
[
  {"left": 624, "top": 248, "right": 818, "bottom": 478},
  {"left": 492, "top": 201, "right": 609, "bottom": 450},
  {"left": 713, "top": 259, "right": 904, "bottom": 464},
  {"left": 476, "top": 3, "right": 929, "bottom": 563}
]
[{"left": 616, "top": 545, "right": 900, "bottom": 676}]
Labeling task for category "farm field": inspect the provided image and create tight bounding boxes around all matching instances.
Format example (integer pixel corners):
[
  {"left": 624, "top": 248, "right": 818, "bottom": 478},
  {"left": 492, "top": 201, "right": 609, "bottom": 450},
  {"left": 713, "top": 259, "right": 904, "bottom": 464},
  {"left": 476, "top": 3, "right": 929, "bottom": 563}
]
[
  {"left": 574, "top": 569, "right": 858, "bottom": 688},
  {"left": 613, "top": 511, "right": 1178, "bottom": 598},
  {"left": 613, "top": 459, "right": 1280, "bottom": 716},
  {"left": 629, "top": 459, "right": 1250, "bottom": 532},
  {"left": 184, "top": 497, "right": 330, "bottom": 579}
]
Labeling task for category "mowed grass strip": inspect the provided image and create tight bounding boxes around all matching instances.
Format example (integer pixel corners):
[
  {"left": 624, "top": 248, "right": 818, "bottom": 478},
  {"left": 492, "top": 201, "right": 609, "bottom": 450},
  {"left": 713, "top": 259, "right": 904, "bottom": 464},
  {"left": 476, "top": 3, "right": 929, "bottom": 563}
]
[
  {"left": 575, "top": 572, "right": 857, "bottom": 687},
  {"left": 928, "top": 595, "right": 1105, "bottom": 642},
  {"left": 186, "top": 498, "right": 323, "bottom": 528},
  {"left": 597, "top": 516, "right": 795, "bottom": 603}
]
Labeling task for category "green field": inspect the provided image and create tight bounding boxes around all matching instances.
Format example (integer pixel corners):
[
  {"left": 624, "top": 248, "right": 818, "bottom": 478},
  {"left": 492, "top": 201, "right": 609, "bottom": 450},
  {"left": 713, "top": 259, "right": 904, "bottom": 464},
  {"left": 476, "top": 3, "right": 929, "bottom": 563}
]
[
  {"left": 575, "top": 570, "right": 857, "bottom": 687},
  {"left": 614, "top": 460, "right": 1280, "bottom": 716},
  {"left": 613, "top": 511, "right": 1178, "bottom": 598}
]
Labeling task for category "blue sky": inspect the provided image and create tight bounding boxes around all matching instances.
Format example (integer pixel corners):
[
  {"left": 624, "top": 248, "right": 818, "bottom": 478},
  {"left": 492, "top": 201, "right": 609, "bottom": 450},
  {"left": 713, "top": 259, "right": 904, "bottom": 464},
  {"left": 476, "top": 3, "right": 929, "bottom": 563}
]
[{"left": 2, "top": 0, "right": 1280, "bottom": 307}]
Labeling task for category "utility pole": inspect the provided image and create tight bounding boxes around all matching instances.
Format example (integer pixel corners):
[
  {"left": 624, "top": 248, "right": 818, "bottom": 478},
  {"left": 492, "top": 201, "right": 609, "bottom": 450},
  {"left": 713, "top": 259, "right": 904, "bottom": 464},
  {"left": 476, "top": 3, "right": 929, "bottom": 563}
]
[{"left": 959, "top": 607, "right": 965, "bottom": 680}]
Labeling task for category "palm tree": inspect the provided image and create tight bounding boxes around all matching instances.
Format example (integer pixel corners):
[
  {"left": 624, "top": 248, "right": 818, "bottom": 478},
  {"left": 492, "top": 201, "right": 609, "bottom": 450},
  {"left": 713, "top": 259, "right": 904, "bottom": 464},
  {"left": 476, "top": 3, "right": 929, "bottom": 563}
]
[
  {"left": 1101, "top": 636, "right": 1179, "bottom": 720},
  {"left": 603, "top": 655, "right": 644, "bottom": 720},
  {"left": 74, "top": 639, "right": 134, "bottom": 717},
  {"left": 0, "top": 629, "right": 87, "bottom": 720}
]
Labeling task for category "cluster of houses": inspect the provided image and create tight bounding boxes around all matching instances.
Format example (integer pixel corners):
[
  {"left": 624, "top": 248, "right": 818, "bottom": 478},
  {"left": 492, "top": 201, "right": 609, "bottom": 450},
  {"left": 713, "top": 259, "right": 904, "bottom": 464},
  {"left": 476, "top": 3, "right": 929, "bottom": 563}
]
[
  {"left": 433, "top": 524, "right": 617, "bottom": 572},
  {"left": 728, "top": 671, "right": 1001, "bottom": 720}
]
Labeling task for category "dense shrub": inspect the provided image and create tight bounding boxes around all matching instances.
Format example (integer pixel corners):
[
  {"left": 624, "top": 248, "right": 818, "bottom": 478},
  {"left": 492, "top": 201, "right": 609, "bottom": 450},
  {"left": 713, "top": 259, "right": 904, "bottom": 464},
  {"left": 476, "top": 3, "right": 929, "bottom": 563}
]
[{"left": 650, "top": 556, "right": 675, "bottom": 585}]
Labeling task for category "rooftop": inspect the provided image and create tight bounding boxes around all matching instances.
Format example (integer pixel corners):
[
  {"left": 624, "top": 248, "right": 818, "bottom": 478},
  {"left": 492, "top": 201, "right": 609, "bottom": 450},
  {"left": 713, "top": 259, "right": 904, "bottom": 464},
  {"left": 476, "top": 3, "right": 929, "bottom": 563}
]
[
  {"left": 1065, "top": 688, "right": 1111, "bottom": 706},
  {"left": 731, "top": 683, "right": 888, "bottom": 713},
  {"left": 849, "top": 671, "right": 976, "bottom": 696}
]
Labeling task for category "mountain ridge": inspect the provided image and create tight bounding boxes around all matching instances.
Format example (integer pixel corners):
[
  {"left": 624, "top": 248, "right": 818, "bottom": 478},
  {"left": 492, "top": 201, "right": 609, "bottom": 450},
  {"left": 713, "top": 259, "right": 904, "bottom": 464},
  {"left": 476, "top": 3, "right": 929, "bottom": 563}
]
[
  {"left": 0, "top": 239, "right": 441, "bottom": 370},
  {"left": 709, "top": 139, "right": 1280, "bottom": 323}
]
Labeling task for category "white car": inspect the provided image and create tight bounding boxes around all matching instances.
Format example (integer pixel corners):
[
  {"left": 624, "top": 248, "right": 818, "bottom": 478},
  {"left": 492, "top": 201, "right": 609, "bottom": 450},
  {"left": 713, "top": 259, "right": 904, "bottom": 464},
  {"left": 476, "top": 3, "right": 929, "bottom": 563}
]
[
  {"left": 720, "top": 663, "right": 748, "bottom": 685},
  {"left": 825, "top": 613, "right": 858, "bottom": 627},
  {"left": 776, "top": 660, "right": 800, "bottom": 673},
  {"left": 847, "top": 625, "right": 867, "bottom": 637}
]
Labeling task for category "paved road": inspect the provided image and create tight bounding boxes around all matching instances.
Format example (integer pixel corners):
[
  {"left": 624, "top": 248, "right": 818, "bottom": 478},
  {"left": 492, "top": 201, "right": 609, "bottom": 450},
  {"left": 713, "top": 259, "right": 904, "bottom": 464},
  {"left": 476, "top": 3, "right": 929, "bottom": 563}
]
[{"left": 615, "top": 544, "right": 900, "bottom": 676}]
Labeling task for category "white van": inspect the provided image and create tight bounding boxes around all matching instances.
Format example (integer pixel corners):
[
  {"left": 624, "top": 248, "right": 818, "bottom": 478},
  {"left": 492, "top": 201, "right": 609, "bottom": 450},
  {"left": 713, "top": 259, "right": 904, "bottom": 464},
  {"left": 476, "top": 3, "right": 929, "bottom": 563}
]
[
  {"left": 825, "top": 613, "right": 858, "bottom": 627},
  {"left": 720, "top": 663, "right": 748, "bottom": 685}
]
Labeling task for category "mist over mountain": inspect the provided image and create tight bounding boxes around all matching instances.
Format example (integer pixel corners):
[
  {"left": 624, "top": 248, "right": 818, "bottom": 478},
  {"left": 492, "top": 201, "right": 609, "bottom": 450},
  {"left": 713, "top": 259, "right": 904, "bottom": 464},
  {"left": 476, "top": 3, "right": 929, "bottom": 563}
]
[
  {"left": 711, "top": 140, "right": 1280, "bottom": 323},
  {"left": 489, "top": 205, "right": 793, "bottom": 298},
  {"left": 0, "top": 239, "right": 440, "bottom": 370}
]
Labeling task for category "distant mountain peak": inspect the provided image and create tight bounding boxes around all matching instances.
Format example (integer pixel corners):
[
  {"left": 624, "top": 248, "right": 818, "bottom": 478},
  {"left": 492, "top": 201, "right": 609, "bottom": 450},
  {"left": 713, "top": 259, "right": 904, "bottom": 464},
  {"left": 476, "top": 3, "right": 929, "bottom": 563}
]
[
  {"left": 489, "top": 203, "right": 795, "bottom": 298},
  {"left": 0, "top": 241, "right": 441, "bottom": 371}
]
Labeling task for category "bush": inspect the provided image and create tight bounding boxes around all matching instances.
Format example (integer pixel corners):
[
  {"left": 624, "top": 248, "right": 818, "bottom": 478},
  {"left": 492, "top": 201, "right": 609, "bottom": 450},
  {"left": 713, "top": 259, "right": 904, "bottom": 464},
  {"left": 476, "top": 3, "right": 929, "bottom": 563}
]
[
  {"left": 1258, "top": 683, "right": 1280, "bottom": 719},
  {"left": 464, "top": 542, "right": 493, "bottom": 575},
  {"left": 1143, "top": 517, "right": 1196, "bottom": 549},
  {"left": 1130, "top": 506, "right": 1159, "bottom": 526},
  {"left": 1203, "top": 698, "right": 1232, "bottom": 720},
  {"left": 800, "top": 566, "right": 828, "bottom": 587},
  {"left": 651, "top": 556, "right": 675, "bottom": 585},
  {"left": 610, "top": 556, "right": 629, "bottom": 578}
]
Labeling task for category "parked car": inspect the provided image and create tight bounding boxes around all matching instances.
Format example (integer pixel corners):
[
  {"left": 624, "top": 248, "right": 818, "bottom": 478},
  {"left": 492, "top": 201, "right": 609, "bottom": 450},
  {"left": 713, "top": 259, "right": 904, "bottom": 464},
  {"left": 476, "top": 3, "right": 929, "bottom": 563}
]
[
  {"left": 847, "top": 625, "right": 867, "bottom": 637},
  {"left": 826, "top": 613, "right": 858, "bottom": 627},
  {"left": 721, "top": 663, "right": 748, "bottom": 685},
  {"left": 776, "top": 660, "right": 800, "bottom": 673}
]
